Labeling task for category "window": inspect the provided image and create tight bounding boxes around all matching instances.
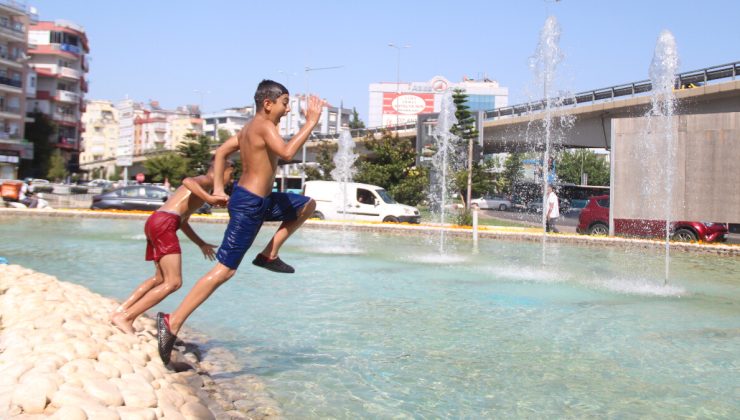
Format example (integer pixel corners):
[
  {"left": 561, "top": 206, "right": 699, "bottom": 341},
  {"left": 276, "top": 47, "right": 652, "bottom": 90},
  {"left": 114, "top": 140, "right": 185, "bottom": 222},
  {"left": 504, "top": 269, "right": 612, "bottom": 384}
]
[
  {"left": 121, "top": 187, "right": 139, "bottom": 198},
  {"left": 597, "top": 198, "right": 610, "bottom": 208},
  {"left": 145, "top": 188, "right": 168, "bottom": 199}
]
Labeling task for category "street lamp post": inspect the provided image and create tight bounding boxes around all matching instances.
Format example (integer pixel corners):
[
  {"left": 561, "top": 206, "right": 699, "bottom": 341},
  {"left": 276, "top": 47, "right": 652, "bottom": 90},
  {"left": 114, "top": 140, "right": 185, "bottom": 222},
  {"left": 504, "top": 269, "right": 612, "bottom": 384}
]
[
  {"left": 301, "top": 65, "right": 343, "bottom": 187},
  {"left": 388, "top": 43, "right": 411, "bottom": 133}
]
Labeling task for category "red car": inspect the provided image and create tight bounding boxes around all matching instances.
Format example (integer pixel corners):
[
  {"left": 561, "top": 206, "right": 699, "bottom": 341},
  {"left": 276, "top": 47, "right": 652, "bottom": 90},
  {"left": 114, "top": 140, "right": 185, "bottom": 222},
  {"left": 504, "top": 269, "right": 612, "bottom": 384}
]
[{"left": 577, "top": 195, "right": 728, "bottom": 243}]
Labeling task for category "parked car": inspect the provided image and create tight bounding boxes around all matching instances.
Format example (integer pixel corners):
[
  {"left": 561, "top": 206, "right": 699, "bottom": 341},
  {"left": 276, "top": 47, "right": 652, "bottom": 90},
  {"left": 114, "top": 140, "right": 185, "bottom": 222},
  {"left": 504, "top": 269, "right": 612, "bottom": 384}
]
[
  {"left": 91, "top": 185, "right": 170, "bottom": 211},
  {"left": 25, "top": 178, "right": 51, "bottom": 193},
  {"left": 470, "top": 195, "right": 512, "bottom": 211},
  {"left": 577, "top": 195, "right": 728, "bottom": 242}
]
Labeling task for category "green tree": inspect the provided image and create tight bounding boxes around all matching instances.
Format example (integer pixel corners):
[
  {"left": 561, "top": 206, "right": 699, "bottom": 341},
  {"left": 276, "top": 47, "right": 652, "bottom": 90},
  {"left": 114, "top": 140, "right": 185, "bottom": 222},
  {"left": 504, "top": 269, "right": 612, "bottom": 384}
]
[
  {"left": 144, "top": 153, "right": 188, "bottom": 187},
  {"left": 47, "top": 149, "right": 67, "bottom": 181},
  {"left": 305, "top": 142, "right": 337, "bottom": 181},
  {"left": 502, "top": 152, "right": 524, "bottom": 193},
  {"left": 451, "top": 88, "right": 479, "bottom": 207},
  {"left": 217, "top": 129, "right": 232, "bottom": 144},
  {"left": 177, "top": 133, "right": 214, "bottom": 175},
  {"left": 21, "top": 111, "right": 57, "bottom": 179},
  {"left": 453, "top": 160, "right": 496, "bottom": 199},
  {"left": 556, "top": 149, "right": 610, "bottom": 186},
  {"left": 349, "top": 107, "right": 365, "bottom": 129},
  {"left": 354, "top": 131, "right": 428, "bottom": 206}
]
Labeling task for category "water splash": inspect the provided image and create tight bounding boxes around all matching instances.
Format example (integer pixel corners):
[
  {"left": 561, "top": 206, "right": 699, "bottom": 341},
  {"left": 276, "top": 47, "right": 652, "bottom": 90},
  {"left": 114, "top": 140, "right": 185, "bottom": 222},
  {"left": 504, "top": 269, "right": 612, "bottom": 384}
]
[
  {"left": 331, "top": 129, "right": 358, "bottom": 223},
  {"left": 648, "top": 30, "right": 679, "bottom": 284},
  {"left": 527, "top": 15, "right": 575, "bottom": 263},
  {"left": 428, "top": 90, "right": 463, "bottom": 254}
]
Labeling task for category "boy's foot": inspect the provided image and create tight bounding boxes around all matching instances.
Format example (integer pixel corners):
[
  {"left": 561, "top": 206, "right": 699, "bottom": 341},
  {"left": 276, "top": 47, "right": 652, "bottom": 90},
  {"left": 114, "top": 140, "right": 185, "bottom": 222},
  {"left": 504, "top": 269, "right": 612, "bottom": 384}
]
[
  {"left": 252, "top": 253, "right": 295, "bottom": 273},
  {"left": 157, "top": 312, "right": 177, "bottom": 365},
  {"left": 111, "top": 312, "right": 135, "bottom": 334}
]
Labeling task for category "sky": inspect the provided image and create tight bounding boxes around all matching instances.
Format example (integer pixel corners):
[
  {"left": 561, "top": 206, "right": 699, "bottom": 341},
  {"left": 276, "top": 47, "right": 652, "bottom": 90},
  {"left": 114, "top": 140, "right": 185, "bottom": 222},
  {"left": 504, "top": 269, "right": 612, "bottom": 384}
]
[{"left": 30, "top": 0, "right": 740, "bottom": 124}]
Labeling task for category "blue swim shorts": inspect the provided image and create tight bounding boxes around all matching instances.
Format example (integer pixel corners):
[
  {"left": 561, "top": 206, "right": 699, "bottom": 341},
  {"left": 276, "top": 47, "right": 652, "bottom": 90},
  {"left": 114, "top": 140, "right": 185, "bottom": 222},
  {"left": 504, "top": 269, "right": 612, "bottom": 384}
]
[{"left": 216, "top": 185, "right": 311, "bottom": 269}]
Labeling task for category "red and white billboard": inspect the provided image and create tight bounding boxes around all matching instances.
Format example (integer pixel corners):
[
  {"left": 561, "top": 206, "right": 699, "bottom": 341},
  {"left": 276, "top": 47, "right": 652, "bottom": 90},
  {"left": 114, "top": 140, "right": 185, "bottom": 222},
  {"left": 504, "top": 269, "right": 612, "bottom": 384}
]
[{"left": 382, "top": 93, "right": 434, "bottom": 115}]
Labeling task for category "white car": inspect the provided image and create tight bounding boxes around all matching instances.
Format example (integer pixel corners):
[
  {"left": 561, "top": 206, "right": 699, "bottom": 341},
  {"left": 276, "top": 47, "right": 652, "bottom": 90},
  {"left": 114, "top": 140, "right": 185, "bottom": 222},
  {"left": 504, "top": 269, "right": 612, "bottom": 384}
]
[{"left": 470, "top": 195, "right": 512, "bottom": 211}]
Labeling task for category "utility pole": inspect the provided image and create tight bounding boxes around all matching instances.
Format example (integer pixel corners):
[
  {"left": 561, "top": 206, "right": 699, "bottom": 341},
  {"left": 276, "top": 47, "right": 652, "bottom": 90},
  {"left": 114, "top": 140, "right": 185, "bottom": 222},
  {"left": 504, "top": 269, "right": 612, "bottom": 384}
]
[{"left": 387, "top": 43, "right": 411, "bottom": 134}]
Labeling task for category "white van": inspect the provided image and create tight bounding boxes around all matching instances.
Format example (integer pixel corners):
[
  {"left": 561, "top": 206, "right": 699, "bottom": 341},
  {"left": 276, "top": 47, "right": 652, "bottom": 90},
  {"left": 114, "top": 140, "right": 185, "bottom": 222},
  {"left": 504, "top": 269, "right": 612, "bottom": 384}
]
[{"left": 303, "top": 180, "right": 421, "bottom": 223}]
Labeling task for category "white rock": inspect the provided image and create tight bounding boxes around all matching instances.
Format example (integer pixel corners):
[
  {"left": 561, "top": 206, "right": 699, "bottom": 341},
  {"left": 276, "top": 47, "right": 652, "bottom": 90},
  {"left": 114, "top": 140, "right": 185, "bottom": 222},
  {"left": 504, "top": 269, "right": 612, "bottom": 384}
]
[
  {"left": 11, "top": 381, "right": 48, "bottom": 414},
  {"left": 19, "top": 372, "right": 60, "bottom": 402},
  {"left": 0, "top": 361, "right": 33, "bottom": 386},
  {"left": 49, "top": 405, "right": 88, "bottom": 420},
  {"left": 78, "top": 402, "right": 121, "bottom": 420},
  {"left": 93, "top": 361, "right": 121, "bottom": 379},
  {"left": 118, "top": 382, "right": 157, "bottom": 409},
  {"left": 82, "top": 378, "right": 124, "bottom": 406},
  {"left": 171, "top": 382, "right": 196, "bottom": 397},
  {"left": 115, "top": 406, "right": 156, "bottom": 420},
  {"left": 50, "top": 387, "right": 97, "bottom": 408},
  {"left": 155, "top": 388, "right": 185, "bottom": 408},
  {"left": 180, "top": 401, "right": 215, "bottom": 420}
]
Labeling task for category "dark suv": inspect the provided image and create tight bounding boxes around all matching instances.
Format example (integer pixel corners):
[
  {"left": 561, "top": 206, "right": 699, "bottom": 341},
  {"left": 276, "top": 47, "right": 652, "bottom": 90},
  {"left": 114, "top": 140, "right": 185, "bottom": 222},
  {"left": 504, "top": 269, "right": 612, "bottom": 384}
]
[{"left": 577, "top": 195, "right": 728, "bottom": 243}]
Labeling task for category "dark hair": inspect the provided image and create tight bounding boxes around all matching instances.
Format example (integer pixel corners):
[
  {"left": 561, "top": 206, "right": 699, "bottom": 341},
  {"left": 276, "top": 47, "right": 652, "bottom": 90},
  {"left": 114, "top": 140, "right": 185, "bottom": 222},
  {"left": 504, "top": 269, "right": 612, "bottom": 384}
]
[{"left": 254, "top": 79, "right": 288, "bottom": 111}]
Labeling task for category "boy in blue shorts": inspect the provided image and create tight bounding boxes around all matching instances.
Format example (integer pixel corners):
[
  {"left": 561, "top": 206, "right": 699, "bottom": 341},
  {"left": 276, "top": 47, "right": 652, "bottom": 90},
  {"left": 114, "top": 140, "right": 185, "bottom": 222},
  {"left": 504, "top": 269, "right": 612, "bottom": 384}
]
[{"left": 156, "top": 80, "right": 324, "bottom": 364}]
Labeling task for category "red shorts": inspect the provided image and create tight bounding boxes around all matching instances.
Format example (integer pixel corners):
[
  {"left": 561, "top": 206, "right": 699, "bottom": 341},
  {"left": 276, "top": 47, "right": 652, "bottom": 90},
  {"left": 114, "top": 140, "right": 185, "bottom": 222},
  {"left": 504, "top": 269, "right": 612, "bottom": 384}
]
[{"left": 144, "top": 211, "right": 182, "bottom": 262}]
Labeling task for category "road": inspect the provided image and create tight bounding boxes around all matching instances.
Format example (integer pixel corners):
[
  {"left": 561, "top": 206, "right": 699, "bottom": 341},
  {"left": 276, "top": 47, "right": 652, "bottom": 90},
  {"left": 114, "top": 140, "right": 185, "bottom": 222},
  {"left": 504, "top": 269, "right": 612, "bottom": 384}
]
[{"left": 476, "top": 209, "right": 740, "bottom": 244}]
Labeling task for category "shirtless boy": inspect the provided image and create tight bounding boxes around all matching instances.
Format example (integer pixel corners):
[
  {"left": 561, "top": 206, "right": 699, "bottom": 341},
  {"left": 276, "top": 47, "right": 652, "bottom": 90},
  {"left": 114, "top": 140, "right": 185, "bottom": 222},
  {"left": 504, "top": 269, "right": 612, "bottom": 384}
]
[
  {"left": 156, "top": 80, "right": 323, "bottom": 364},
  {"left": 111, "top": 161, "right": 235, "bottom": 334}
]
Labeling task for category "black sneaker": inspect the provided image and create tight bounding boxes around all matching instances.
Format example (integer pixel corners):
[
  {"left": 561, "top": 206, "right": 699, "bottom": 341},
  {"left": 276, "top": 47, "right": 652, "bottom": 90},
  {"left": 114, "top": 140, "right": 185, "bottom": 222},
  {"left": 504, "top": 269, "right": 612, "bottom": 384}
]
[
  {"left": 157, "top": 312, "right": 177, "bottom": 365},
  {"left": 252, "top": 253, "right": 295, "bottom": 273}
]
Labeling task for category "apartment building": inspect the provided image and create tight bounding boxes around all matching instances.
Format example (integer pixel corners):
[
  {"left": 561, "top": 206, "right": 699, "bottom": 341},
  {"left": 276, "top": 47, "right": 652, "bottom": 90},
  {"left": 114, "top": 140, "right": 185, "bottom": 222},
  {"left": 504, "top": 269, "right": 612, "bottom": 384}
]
[
  {"left": 27, "top": 18, "right": 89, "bottom": 173},
  {"left": 79, "top": 99, "right": 117, "bottom": 176},
  {"left": 0, "top": 0, "right": 32, "bottom": 179}
]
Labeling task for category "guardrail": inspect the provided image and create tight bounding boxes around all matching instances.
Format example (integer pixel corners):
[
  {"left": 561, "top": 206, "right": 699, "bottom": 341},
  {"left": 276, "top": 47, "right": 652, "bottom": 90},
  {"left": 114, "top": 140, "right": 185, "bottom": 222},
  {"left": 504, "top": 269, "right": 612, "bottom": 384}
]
[{"left": 312, "top": 61, "right": 740, "bottom": 140}]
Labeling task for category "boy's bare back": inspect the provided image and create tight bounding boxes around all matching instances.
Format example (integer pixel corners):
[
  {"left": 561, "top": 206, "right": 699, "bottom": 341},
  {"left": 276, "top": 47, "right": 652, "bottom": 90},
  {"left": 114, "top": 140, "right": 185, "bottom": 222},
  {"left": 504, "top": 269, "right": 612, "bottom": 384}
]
[{"left": 159, "top": 176, "right": 212, "bottom": 217}]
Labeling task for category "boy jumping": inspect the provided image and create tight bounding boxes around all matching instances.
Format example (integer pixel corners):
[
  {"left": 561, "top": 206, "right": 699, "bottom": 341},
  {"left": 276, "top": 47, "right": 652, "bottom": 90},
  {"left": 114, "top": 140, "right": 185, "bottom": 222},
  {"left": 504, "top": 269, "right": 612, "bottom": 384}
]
[
  {"left": 156, "top": 80, "right": 323, "bottom": 364},
  {"left": 111, "top": 161, "right": 235, "bottom": 334}
]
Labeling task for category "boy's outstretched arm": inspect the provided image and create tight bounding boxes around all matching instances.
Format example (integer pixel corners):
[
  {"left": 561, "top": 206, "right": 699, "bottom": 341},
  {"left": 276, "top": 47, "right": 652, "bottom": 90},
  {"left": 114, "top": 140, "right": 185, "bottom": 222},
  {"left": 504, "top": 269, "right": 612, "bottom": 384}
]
[
  {"left": 179, "top": 216, "right": 217, "bottom": 260},
  {"left": 212, "top": 135, "right": 240, "bottom": 199},
  {"left": 182, "top": 175, "right": 225, "bottom": 207},
  {"left": 263, "top": 96, "right": 324, "bottom": 161}
]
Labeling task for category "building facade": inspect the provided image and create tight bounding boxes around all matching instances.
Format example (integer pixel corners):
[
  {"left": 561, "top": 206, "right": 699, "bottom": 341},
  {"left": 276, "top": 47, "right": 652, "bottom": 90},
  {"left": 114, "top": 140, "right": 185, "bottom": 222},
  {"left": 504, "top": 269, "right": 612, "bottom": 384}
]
[
  {"left": 79, "top": 100, "right": 117, "bottom": 177},
  {"left": 278, "top": 94, "right": 351, "bottom": 137},
  {"left": 203, "top": 107, "right": 253, "bottom": 140},
  {"left": 27, "top": 19, "right": 89, "bottom": 173},
  {"left": 368, "top": 76, "right": 508, "bottom": 128},
  {"left": 0, "top": 1, "right": 33, "bottom": 179}
]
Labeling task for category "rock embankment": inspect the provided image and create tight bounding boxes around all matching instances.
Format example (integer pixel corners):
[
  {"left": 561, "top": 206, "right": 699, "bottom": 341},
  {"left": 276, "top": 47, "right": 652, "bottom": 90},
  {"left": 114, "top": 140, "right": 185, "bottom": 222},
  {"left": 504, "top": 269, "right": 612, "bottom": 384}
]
[{"left": 0, "top": 264, "right": 282, "bottom": 419}]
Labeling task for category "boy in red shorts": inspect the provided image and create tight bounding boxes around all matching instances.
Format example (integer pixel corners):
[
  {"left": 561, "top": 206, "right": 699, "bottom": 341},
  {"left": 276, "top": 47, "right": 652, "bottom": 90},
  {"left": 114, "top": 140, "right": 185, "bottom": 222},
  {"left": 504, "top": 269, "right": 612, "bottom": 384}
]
[
  {"left": 110, "top": 160, "right": 235, "bottom": 334},
  {"left": 156, "top": 80, "right": 323, "bottom": 364}
]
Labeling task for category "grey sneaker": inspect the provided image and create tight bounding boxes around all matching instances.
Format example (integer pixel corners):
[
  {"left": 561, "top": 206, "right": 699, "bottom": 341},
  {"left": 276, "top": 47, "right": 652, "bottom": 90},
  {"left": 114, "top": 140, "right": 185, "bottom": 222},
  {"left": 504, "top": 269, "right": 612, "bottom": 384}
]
[{"left": 252, "top": 254, "right": 295, "bottom": 273}]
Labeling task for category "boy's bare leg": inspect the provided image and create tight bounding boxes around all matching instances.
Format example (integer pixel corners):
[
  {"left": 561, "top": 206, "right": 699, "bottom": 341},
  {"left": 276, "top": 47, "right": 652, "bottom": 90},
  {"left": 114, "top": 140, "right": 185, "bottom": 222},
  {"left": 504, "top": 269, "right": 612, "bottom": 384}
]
[
  {"left": 259, "top": 199, "right": 315, "bottom": 258},
  {"left": 112, "top": 254, "right": 182, "bottom": 334},
  {"left": 167, "top": 262, "right": 235, "bottom": 335},
  {"left": 110, "top": 271, "right": 163, "bottom": 322}
]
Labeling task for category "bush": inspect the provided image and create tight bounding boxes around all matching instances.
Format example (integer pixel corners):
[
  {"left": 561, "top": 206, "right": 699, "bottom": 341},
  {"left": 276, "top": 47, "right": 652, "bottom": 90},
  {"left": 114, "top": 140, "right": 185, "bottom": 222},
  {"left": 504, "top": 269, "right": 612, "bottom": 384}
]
[{"left": 454, "top": 209, "right": 473, "bottom": 226}]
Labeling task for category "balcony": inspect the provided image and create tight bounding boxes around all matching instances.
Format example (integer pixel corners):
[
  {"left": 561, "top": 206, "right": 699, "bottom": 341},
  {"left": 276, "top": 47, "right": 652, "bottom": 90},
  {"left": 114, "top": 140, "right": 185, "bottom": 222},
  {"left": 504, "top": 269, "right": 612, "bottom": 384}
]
[
  {"left": 0, "top": 76, "right": 21, "bottom": 88},
  {"left": 0, "top": 105, "right": 21, "bottom": 119},
  {"left": 0, "top": 19, "right": 25, "bottom": 43},
  {"left": 59, "top": 67, "right": 82, "bottom": 80},
  {"left": 0, "top": 53, "right": 24, "bottom": 69},
  {"left": 54, "top": 113, "right": 78, "bottom": 125},
  {"left": 55, "top": 90, "right": 80, "bottom": 103}
]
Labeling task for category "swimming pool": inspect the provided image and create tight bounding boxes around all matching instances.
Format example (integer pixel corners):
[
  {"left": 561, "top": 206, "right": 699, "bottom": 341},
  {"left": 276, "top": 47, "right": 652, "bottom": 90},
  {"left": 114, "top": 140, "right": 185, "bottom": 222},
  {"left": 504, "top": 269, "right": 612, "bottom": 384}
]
[{"left": 2, "top": 215, "right": 738, "bottom": 418}]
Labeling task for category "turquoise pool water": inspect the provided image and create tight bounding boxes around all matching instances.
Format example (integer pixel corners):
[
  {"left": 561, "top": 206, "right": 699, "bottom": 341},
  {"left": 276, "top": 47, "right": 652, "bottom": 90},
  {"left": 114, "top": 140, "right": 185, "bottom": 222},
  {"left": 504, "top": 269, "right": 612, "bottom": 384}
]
[{"left": 1, "top": 216, "right": 739, "bottom": 418}]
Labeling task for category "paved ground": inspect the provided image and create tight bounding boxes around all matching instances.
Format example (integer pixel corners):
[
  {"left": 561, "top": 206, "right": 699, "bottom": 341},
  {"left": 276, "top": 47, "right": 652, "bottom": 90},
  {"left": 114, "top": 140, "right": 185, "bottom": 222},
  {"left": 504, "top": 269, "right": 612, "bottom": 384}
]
[{"left": 477, "top": 209, "right": 740, "bottom": 244}]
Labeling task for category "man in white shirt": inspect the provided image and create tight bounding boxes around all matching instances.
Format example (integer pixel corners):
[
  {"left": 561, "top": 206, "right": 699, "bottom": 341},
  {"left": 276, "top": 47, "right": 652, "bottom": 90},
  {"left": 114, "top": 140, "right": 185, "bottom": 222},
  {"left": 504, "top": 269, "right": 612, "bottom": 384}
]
[{"left": 546, "top": 185, "right": 560, "bottom": 233}]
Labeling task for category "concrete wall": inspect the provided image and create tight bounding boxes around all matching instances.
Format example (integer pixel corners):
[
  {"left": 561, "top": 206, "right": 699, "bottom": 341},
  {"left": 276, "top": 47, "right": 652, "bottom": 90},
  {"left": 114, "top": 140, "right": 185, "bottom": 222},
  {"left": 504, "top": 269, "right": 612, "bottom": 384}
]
[{"left": 612, "top": 112, "right": 740, "bottom": 224}]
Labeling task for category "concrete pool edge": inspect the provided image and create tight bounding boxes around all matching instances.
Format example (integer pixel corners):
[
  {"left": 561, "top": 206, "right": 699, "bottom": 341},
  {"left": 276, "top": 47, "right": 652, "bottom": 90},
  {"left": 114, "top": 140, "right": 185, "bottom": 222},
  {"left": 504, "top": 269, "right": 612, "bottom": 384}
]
[{"left": 2, "top": 208, "right": 738, "bottom": 257}]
